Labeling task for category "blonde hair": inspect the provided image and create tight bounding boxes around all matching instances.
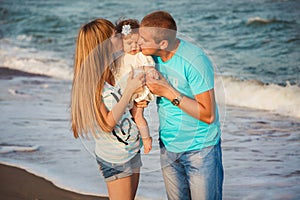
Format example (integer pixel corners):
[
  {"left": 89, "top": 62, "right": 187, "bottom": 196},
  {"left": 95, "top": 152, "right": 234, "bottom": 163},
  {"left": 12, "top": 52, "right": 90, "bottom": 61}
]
[{"left": 71, "top": 18, "right": 116, "bottom": 138}]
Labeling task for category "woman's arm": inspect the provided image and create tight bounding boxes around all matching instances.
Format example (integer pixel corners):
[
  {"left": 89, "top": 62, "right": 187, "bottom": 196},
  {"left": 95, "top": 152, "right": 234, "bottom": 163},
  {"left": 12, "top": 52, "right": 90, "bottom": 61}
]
[{"left": 100, "top": 72, "right": 146, "bottom": 132}]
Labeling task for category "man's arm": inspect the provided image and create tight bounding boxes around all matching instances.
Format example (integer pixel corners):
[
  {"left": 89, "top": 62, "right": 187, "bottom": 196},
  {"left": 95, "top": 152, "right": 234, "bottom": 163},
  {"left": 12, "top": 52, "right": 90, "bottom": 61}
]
[
  {"left": 146, "top": 73, "right": 216, "bottom": 124},
  {"left": 170, "top": 89, "right": 216, "bottom": 124}
]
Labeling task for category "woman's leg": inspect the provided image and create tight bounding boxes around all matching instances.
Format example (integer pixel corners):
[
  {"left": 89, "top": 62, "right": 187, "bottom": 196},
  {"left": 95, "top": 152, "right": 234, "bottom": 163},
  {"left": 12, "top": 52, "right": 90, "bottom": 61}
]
[
  {"left": 106, "top": 169, "right": 140, "bottom": 200},
  {"left": 131, "top": 168, "right": 140, "bottom": 197}
]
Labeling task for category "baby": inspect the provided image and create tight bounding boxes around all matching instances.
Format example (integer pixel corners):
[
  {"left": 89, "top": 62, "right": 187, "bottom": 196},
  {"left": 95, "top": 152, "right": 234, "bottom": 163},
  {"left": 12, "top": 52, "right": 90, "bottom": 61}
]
[{"left": 114, "top": 19, "right": 156, "bottom": 154}]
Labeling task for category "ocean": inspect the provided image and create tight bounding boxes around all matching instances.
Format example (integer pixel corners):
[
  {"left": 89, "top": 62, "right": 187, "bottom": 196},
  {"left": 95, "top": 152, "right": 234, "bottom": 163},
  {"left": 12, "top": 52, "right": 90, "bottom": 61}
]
[{"left": 0, "top": 0, "right": 299, "bottom": 199}]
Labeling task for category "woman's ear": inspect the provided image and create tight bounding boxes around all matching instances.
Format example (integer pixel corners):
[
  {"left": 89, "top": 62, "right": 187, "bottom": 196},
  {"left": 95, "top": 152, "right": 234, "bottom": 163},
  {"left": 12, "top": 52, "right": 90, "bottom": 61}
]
[{"left": 159, "top": 40, "right": 169, "bottom": 50}]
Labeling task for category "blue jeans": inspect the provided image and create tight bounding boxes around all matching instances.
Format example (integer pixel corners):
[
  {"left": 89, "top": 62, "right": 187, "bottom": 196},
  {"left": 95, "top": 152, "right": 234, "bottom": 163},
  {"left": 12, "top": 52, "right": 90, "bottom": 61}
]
[{"left": 160, "top": 140, "right": 224, "bottom": 200}]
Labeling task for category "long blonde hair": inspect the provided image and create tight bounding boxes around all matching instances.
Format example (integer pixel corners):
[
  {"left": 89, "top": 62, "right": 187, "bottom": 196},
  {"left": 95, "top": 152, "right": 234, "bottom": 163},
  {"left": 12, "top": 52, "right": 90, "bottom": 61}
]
[{"left": 71, "top": 18, "right": 116, "bottom": 138}]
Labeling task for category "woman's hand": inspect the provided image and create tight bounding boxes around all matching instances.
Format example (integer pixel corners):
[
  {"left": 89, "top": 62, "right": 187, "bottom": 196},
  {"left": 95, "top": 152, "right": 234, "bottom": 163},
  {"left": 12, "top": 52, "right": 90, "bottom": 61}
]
[{"left": 124, "top": 70, "right": 145, "bottom": 96}]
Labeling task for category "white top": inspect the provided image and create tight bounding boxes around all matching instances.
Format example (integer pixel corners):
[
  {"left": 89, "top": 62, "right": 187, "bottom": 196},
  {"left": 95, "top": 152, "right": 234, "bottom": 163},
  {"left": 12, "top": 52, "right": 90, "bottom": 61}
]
[
  {"left": 115, "top": 52, "right": 155, "bottom": 103},
  {"left": 94, "top": 82, "right": 141, "bottom": 164}
]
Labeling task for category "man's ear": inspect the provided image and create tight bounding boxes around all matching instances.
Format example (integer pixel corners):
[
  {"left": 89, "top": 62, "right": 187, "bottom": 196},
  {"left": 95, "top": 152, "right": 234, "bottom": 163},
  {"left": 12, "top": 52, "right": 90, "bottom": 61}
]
[{"left": 159, "top": 40, "right": 168, "bottom": 50}]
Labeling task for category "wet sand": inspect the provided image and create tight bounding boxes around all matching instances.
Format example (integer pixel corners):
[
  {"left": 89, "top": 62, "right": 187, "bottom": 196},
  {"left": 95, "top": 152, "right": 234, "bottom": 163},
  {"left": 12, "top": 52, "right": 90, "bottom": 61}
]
[{"left": 0, "top": 163, "right": 108, "bottom": 200}]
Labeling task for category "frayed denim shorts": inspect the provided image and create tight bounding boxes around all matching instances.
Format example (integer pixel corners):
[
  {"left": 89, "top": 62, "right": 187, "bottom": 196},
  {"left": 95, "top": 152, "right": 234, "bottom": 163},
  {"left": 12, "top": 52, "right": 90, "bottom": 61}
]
[{"left": 96, "top": 152, "right": 142, "bottom": 182}]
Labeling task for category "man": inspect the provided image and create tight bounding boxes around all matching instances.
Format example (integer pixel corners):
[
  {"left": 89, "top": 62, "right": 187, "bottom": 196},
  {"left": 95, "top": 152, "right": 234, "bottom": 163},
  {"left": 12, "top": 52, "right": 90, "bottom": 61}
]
[{"left": 138, "top": 11, "right": 224, "bottom": 200}]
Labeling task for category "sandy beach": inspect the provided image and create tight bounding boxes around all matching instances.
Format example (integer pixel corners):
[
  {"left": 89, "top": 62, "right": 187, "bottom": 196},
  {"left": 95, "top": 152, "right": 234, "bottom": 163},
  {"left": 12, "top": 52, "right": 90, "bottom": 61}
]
[{"left": 0, "top": 163, "right": 108, "bottom": 200}]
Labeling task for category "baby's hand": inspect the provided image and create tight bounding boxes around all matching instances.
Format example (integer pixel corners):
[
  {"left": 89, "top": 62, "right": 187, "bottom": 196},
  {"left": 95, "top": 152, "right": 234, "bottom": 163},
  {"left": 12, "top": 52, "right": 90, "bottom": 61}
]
[
  {"left": 146, "top": 68, "right": 160, "bottom": 80},
  {"left": 134, "top": 100, "right": 149, "bottom": 108},
  {"left": 142, "top": 137, "right": 152, "bottom": 154}
]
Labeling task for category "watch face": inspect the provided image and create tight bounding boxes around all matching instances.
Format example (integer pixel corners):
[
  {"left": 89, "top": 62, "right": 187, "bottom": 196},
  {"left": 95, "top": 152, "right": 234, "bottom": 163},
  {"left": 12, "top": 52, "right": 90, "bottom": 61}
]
[{"left": 172, "top": 99, "right": 180, "bottom": 106}]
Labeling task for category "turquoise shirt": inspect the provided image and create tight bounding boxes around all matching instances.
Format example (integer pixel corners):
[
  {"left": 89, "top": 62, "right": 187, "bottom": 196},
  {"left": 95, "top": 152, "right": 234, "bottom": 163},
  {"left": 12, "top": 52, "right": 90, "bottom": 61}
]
[{"left": 153, "top": 39, "right": 221, "bottom": 153}]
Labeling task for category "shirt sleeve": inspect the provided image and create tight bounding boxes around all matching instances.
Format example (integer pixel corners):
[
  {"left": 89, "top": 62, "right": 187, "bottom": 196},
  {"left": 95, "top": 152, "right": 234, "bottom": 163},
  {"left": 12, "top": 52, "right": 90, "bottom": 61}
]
[{"left": 187, "top": 54, "right": 214, "bottom": 95}]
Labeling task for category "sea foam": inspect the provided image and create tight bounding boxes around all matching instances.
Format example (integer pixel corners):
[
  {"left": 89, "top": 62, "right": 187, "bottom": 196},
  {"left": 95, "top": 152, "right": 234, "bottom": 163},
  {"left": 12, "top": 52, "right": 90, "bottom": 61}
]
[
  {"left": 246, "top": 17, "right": 289, "bottom": 26},
  {"left": 0, "top": 38, "right": 73, "bottom": 80},
  {"left": 216, "top": 76, "right": 300, "bottom": 118},
  {"left": 0, "top": 145, "right": 39, "bottom": 154}
]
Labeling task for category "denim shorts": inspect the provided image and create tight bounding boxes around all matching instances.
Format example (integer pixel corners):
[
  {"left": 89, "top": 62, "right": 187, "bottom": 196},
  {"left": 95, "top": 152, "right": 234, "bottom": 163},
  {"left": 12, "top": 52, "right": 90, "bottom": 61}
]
[{"left": 96, "top": 153, "right": 142, "bottom": 182}]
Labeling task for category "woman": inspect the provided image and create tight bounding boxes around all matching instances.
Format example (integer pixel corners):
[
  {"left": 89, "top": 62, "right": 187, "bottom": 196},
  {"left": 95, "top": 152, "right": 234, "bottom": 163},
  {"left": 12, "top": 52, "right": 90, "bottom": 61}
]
[{"left": 71, "top": 18, "right": 145, "bottom": 200}]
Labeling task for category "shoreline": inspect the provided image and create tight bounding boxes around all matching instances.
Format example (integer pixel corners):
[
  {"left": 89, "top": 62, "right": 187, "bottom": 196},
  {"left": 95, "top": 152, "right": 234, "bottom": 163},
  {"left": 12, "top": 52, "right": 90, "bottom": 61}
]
[
  {"left": 0, "top": 67, "right": 49, "bottom": 80},
  {"left": 0, "top": 163, "right": 108, "bottom": 200}
]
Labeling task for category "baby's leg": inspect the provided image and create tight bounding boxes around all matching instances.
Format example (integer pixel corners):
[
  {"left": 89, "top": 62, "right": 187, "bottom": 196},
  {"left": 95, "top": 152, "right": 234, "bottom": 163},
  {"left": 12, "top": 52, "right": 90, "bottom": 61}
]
[{"left": 142, "top": 137, "right": 152, "bottom": 154}]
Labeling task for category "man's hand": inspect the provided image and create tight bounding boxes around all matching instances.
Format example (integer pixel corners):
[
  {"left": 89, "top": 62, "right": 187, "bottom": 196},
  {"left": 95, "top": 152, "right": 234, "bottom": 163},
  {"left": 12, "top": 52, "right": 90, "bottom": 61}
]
[{"left": 146, "top": 70, "right": 172, "bottom": 97}]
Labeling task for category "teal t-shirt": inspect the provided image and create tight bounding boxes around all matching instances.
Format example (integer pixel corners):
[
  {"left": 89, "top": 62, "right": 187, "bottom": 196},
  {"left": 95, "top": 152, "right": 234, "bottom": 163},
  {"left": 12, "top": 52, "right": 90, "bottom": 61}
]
[{"left": 153, "top": 39, "right": 221, "bottom": 153}]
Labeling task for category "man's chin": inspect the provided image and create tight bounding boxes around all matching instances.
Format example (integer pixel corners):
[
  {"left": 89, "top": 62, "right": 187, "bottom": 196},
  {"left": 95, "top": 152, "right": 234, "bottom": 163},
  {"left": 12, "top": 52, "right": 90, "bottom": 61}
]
[{"left": 140, "top": 49, "right": 151, "bottom": 56}]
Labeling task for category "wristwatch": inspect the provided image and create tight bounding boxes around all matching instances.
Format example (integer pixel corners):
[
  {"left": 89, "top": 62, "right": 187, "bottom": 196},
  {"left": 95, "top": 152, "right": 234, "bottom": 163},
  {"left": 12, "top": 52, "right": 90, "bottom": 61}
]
[{"left": 171, "top": 94, "right": 184, "bottom": 106}]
